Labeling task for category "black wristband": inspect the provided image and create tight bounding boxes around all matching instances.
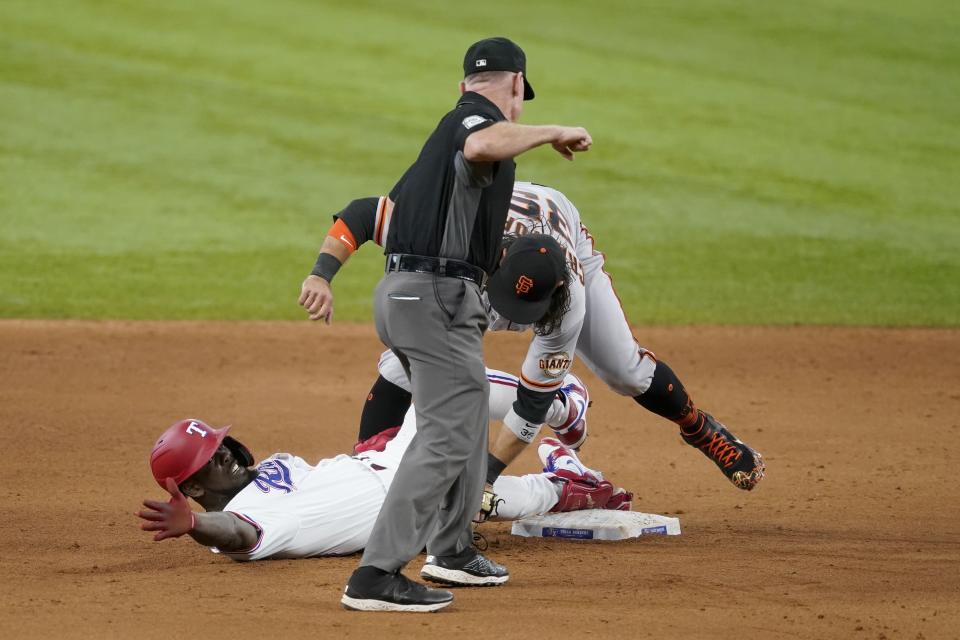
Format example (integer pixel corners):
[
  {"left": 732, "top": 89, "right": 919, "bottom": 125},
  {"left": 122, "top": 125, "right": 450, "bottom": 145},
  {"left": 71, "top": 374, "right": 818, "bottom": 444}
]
[{"left": 310, "top": 253, "right": 342, "bottom": 283}]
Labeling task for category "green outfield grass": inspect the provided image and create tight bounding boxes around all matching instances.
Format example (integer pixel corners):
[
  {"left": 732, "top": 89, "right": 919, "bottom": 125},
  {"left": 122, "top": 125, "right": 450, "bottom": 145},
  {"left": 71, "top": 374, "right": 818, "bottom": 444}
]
[{"left": 1, "top": 0, "right": 958, "bottom": 324}]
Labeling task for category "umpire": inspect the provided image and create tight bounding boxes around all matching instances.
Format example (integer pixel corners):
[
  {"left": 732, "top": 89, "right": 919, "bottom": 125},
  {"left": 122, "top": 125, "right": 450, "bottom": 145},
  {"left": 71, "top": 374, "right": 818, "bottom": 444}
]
[{"left": 338, "top": 37, "right": 592, "bottom": 612}]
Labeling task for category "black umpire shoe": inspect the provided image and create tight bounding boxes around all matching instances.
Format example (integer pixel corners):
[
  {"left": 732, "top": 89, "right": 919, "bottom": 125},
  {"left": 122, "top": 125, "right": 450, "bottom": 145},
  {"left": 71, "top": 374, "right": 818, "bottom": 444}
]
[
  {"left": 420, "top": 548, "right": 510, "bottom": 586},
  {"left": 682, "top": 411, "right": 765, "bottom": 491},
  {"left": 341, "top": 566, "right": 453, "bottom": 612}
]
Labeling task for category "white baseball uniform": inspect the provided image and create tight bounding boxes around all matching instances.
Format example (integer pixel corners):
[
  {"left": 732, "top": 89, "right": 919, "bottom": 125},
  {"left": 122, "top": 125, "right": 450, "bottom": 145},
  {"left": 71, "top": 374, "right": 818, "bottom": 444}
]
[
  {"left": 374, "top": 181, "right": 657, "bottom": 398},
  {"left": 376, "top": 352, "right": 578, "bottom": 430},
  {"left": 216, "top": 368, "right": 565, "bottom": 562}
]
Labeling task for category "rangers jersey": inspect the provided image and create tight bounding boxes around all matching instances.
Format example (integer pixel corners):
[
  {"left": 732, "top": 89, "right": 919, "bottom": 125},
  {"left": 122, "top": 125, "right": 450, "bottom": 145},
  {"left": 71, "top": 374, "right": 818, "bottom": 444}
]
[
  {"left": 217, "top": 453, "right": 388, "bottom": 561},
  {"left": 213, "top": 403, "right": 560, "bottom": 560}
]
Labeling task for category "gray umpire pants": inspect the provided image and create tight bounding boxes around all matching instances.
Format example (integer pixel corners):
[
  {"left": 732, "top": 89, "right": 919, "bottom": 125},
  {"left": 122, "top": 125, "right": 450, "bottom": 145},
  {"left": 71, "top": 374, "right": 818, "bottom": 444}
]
[{"left": 360, "top": 270, "right": 489, "bottom": 571}]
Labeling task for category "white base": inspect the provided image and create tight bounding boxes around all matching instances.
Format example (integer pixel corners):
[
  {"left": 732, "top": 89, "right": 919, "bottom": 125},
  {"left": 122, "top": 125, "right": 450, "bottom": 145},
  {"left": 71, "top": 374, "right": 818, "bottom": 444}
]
[{"left": 510, "top": 510, "right": 681, "bottom": 540}]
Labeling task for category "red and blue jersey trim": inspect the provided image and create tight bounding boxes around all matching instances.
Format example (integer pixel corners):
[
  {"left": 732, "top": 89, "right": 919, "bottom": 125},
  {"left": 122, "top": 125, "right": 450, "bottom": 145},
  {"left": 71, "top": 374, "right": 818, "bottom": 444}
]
[
  {"left": 487, "top": 372, "right": 519, "bottom": 388},
  {"left": 221, "top": 511, "right": 264, "bottom": 557}
]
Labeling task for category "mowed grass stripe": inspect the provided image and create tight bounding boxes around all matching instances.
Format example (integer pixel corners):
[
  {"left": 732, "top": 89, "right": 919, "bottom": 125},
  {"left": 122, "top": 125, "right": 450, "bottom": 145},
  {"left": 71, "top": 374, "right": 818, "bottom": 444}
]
[{"left": 1, "top": 1, "right": 957, "bottom": 324}]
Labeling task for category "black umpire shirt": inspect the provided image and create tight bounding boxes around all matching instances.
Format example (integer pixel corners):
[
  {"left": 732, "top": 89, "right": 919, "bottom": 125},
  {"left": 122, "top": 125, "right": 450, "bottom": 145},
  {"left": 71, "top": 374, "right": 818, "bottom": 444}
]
[{"left": 385, "top": 92, "right": 515, "bottom": 276}]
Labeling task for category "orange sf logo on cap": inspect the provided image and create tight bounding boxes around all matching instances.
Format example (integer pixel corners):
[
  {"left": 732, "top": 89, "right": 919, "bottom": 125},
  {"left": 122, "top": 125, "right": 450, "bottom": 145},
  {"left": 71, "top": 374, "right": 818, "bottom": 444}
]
[{"left": 515, "top": 275, "right": 534, "bottom": 294}]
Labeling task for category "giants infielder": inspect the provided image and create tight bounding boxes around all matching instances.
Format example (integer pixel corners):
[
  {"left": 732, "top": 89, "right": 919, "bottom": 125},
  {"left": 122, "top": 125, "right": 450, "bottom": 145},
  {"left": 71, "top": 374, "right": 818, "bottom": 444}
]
[{"left": 300, "top": 182, "right": 765, "bottom": 495}]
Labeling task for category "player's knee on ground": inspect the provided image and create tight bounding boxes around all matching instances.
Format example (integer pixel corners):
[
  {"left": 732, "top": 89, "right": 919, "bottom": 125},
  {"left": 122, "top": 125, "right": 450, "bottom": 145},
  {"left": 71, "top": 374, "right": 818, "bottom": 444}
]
[{"left": 633, "top": 360, "right": 699, "bottom": 429}]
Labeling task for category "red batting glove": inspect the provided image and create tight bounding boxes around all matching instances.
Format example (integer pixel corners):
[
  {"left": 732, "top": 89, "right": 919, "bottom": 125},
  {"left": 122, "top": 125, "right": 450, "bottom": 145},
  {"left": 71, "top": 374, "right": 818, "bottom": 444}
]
[{"left": 137, "top": 477, "right": 197, "bottom": 541}]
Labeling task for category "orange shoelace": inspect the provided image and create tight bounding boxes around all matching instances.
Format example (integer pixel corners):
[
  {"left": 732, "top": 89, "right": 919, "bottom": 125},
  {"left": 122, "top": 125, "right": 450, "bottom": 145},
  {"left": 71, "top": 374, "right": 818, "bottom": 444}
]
[{"left": 693, "top": 430, "right": 742, "bottom": 469}]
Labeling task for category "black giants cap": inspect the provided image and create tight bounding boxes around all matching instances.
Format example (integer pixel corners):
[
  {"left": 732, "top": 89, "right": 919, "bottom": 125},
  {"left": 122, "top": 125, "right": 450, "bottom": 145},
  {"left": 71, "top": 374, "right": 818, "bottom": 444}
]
[
  {"left": 463, "top": 37, "right": 535, "bottom": 101},
  {"left": 487, "top": 235, "right": 566, "bottom": 324}
]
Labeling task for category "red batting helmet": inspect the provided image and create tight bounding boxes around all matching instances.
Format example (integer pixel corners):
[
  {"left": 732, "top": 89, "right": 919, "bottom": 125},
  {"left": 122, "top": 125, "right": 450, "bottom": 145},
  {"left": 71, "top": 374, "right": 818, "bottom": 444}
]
[{"left": 149, "top": 418, "right": 253, "bottom": 488}]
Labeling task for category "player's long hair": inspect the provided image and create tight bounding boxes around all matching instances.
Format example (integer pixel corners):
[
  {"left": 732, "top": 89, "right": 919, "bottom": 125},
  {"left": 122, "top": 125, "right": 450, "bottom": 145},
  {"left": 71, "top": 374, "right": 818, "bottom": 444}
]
[{"left": 500, "top": 233, "right": 572, "bottom": 336}]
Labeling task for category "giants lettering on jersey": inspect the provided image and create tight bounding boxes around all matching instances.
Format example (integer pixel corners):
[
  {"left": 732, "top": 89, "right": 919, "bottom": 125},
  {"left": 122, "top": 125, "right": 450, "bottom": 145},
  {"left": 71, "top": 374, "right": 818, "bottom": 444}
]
[
  {"left": 539, "top": 352, "right": 572, "bottom": 378},
  {"left": 253, "top": 460, "right": 295, "bottom": 494}
]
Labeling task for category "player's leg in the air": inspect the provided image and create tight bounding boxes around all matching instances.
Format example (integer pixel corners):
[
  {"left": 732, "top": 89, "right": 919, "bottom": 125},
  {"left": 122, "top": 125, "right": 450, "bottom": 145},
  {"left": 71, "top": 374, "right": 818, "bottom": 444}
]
[{"left": 574, "top": 226, "right": 765, "bottom": 491}]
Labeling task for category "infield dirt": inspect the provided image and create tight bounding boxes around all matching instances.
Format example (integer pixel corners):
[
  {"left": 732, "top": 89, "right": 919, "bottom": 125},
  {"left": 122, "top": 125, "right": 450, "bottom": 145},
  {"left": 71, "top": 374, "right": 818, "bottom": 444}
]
[{"left": 1, "top": 321, "right": 957, "bottom": 639}]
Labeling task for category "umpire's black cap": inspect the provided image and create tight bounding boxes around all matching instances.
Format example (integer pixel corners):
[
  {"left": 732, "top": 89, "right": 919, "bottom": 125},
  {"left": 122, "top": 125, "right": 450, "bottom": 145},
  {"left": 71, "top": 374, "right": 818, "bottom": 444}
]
[
  {"left": 463, "top": 37, "right": 535, "bottom": 101},
  {"left": 487, "top": 235, "right": 566, "bottom": 324}
]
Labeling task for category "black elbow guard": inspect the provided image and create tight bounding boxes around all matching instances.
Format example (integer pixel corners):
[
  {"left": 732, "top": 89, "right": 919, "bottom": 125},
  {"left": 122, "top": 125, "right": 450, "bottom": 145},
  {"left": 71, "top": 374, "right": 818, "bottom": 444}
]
[{"left": 513, "top": 383, "right": 555, "bottom": 424}]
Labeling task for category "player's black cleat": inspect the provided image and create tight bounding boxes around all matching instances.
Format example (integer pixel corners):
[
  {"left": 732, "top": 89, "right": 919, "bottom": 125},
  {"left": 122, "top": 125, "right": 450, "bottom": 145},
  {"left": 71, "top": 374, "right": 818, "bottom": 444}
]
[
  {"left": 341, "top": 567, "right": 453, "bottom": 612},
  {"left": 681, "top": 411, "right": 765, "bottom": 491},
  {"left": 420, "top": 548, "right": 509, "bottom": 586}
]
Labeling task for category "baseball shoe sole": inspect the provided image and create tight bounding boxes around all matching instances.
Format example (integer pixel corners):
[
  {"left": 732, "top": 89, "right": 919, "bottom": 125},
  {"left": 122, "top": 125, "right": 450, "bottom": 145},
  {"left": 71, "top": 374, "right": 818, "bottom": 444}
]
[
  {"left": 420, "top": 552, "right": 509, "bottom": 587},
  {"left": 419, "top": 565, "right": 509, "bottom": 587},
  {"left": 340, "top": 594, "right": 451, "bottom": 613},
  {"left": 341, "top": 569, "right": 453, "bottom": 612}
]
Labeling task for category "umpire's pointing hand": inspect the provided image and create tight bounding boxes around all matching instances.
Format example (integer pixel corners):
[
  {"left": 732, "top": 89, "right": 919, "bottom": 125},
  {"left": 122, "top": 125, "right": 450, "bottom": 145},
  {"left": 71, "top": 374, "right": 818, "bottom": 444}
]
[
  {"left": 299, "top": 275, "right": 334, "bottom": 324},
  {"left": 552, "top": 126, "right": 592, "bottom": 161}
]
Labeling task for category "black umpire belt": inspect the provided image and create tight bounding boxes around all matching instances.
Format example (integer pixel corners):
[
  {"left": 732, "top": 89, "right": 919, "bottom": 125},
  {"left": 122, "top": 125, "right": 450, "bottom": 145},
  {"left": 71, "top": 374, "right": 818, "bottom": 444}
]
[{"left": 385, "top": 254, "right": 487, "bottom": 287}]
